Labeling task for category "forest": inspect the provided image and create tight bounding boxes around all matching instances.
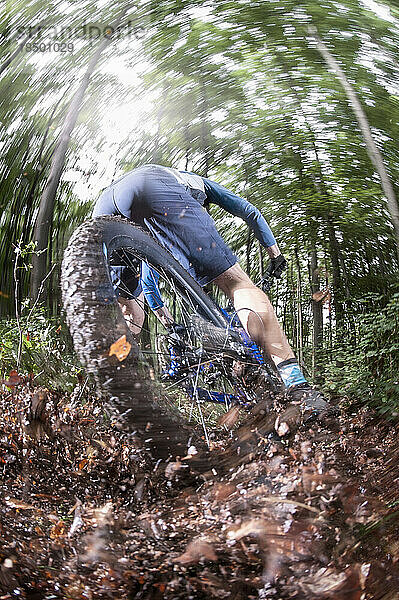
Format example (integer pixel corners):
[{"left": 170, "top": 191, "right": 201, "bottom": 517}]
[{"left": 1, "top": 0, "right": 399, "bottom": 598}]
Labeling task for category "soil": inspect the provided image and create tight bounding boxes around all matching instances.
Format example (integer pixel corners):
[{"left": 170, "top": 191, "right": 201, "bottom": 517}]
[{"left": 0, "top": 382, "right": 398, "bottom": 599}]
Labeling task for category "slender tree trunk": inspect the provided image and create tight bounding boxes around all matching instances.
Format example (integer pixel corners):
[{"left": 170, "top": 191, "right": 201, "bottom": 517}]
[
  {"left": 23, "top": 102, "right": 61, "bottom": 242},
  {"left": 153, "top": 106, "right": 163, "bottom": 164},
  {"left": 294, "top": 248, "right": 303, "bottom": 365},
  {"left": 288, "top": 262, "right": 297, "bottom": 353},
  {"left": 246, "top": 230, "right": 253, "bottom": 274},
  {"left": 258, "top": 242, "right": 264, "bottom": 279},
  {"left": 309, "top": 249, "right": 323, "bottom": 380},
  {"left": 310, "top": 27, "right": 399, "bottom": 260},
  {"left": 0, "top": 33, "right": 32, "bottom": 77},
  {"left": 31, "top": 35, "right": 116, "bottom": 300},
  {"left": 326, "top": 216, "right": 344, "bottom": 327},
  {"left": 199, "top": 80, "right": 211, "bottom": 177}
]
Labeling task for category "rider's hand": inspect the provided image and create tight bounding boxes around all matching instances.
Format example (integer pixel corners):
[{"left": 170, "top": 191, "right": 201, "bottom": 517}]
[
  {"left": 265, "top": 254, "right": 287, "bottom": 279},
  {"left": 167, "top": 322, "right": 186, "bottom": 337}
]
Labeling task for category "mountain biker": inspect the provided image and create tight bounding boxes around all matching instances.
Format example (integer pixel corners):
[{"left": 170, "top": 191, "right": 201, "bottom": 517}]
[{"left": 93, "top": 163, "right": 333, "bottom": 419}]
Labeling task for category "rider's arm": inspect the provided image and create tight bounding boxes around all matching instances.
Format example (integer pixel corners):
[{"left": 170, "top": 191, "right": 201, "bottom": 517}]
[
  {"left": 202, "top": 177, "right": 279, "bottom": 256},
  {"left": 140, "top": 264, "right": 174, "bottom": 327},
  {"left": 141, "top": 263, "right": 164, "bottom": 310}
]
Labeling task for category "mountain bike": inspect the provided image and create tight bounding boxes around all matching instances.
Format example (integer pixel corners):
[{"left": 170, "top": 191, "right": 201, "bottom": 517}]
[{"left": 61, "top": 216, "right": 282, "bottom": 450}]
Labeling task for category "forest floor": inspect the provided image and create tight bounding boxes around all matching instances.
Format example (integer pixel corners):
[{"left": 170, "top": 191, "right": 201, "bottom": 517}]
[{"left": 0, "top": 380, "right": 399, "bottom": 600}]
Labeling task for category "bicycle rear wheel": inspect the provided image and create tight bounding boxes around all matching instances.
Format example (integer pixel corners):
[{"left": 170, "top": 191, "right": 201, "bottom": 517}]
[
  {"left": 99, "top": 219, "right": 270, "bottom": 438},
  {"left": 62, "top": 216, "right": 273, "bottom": 452}
]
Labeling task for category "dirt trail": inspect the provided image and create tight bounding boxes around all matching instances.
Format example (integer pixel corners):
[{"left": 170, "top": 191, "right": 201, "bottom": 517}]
[{"left": 0, "top": 385, "right": 398, "bottom": 599}]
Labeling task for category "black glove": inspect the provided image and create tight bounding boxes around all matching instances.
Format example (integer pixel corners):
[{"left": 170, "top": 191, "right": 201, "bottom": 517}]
[
  {"left": 168, "top": 322, "right": 185, "bottom": 335},
  {"left": 166, "top": 322, "right": 187, "bottom": 343},
  {"left": 265, "top": 254, "right": 287, "bottom": 280}
]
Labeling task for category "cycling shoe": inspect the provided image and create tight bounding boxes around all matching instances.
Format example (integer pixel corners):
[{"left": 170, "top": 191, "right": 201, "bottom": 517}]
[{"left": 286, "top": 383, "right": 338, "bottom": 422}]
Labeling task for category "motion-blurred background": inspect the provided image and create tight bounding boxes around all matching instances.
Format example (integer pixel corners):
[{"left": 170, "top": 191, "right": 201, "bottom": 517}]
[{"left": 1, "top": 0, "right": 398, "bottom": 412}]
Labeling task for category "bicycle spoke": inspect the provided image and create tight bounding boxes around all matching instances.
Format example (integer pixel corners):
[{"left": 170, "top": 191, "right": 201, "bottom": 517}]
[{"left": 104, "top": 242, "right": 266, "bottom": 433}]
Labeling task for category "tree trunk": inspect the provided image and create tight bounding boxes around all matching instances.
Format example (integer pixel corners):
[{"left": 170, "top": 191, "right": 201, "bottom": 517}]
[
  {"left": 0, "top": 33, "right": 32, "bottom": 77},
  {"left": 31, "top": 35, "right": 115, "bottom": 300},
  {"left": 246, "top": 230, "right": 253, "bottom": 275},
  {"left": 199, "top": 81, "right": 211, "bottom": 177},
  {"left": 326, "top": 217, "right": 344, "bottom": 327},
  {"left": 309, "top": 27, "right": 399, "bottom": 261},
  {"left": 309, "top": 249, "right": 323, "bottom": 381},
  {"left": 294, "top": 248, "right": 303, "bottom": 365},
  {"left": 258, "top": 242, "right": 264, "bottom": 279}
]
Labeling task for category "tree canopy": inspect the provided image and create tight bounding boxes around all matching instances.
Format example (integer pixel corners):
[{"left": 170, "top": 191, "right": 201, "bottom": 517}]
[{"left": 1, "top": 0, "right": 399, "bottom": 397}]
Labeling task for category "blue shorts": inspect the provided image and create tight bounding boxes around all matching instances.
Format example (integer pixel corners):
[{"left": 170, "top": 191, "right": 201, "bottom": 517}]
[{"left": 93, "top": 165, "right": 237, "bottom": 297}]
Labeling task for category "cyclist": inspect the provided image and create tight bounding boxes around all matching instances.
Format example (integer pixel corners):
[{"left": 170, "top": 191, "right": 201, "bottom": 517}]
[{"left": 93, "top": 163, "right": 333, "bottom": 419}]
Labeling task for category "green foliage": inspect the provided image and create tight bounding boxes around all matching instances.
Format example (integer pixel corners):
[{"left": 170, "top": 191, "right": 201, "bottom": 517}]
[
  {"left": 1, "top": 0, "right": 399, "bottom": 417},
  {"left": 0, "top": 309, "right": 81, "bottom": 390},
  {"left": 324, "top": 293, "right": 399, "bottom": 417}
]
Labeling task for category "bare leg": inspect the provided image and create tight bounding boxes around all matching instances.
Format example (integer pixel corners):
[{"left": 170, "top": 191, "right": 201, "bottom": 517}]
[
  {"left": 214, "top": 263, "right": 334, "bottom": 416},
  {"left": 118, "top": 292, "right": 145, "bottom": 336},
  {"left": 213, "top": 263, "right": 295, "bottom": 367}
]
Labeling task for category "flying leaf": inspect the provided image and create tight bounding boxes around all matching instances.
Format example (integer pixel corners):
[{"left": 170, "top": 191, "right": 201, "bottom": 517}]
[
  {"left": 108, "top": 335, "right": 131, "bottom": 361},
  {"left": 312, "top": 288, "right": 330, "bottom": 303},
  {"left": 175, "top": 539, "right": 217, "bottom": 564},
  {"left": 300, "top": 566, "right": 363, "bottom": 599},
  {"left": 217, "top": 405, "right": 241, "bottom": 429},
  {"left": 50, "top": 520, "right": 68, "bottom": 538},
  {"left": 275, "top": 405, "right": 301, "bottom": 436},
  {"left": 165, "top": 460, "right": 184, "bottom": 479},
  {"left": 227, "top": 519, "right": 267, "bottom": 540}
]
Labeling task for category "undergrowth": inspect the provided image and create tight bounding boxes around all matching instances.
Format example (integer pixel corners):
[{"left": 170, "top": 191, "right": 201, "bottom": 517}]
[
  {"left": 323, "top": 293, "right": 399, "bottom": 417},
  {"left": 0, "top": 308, "right": 82, "bottom": 391}
]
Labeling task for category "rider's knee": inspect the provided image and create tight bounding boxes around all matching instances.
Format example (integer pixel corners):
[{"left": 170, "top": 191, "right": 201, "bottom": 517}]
[{"left": 214, "top": 262, "right": 254, "bottom": 295}]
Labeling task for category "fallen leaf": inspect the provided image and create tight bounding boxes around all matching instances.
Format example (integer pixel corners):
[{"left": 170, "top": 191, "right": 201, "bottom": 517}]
[
  {"left": 228, "top": 519, "right": 267, "bottom": 540},
  {"left": 30, "top": 390, "right": 48, "bottom": 420},
  {"left": 79, "top": 459, "right": 89, "bottom": 471},
  {"left": 50, "top": 520, "right": 68, "bottom": 538},
  {"left": 275, "top": 405, "right": 301, "bottom": 436},
  {"left": 108, "top": 335, "right": 131, "bottom": 361},
  {"left": 218, "top": 405, "right": 241, "bottom": 429},
  {"left": 212, "top": 483, "right": 236, "bottom": 501},
  {"left": 300, "top": 566, "right": 363, "bottom": 599},
  {"left": 1, "top": 370, "right": 24, "bottom": 388},
  {"left": 5, "top": 498, "right": 35, "bottom": 510},
  {"left": 175, "top": 539, "right": 217, "bottom": 564}
]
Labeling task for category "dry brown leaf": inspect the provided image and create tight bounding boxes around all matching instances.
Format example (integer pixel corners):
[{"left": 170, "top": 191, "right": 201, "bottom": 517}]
[
  {"left": 5, "top": 498, "right": 35, "bottom": 510},
  {"left": 175, "top": 539, "right": 217, "bottom": 564},
  {"left": 217, "top": 405, "right": 241, "bottom": 429},
  {"left": 300, "top": 566, "right": 363, "bottom": 599},
  {"left": 165, "top": 460, "right": 184, "bottom": 479},
  {"left": 30, "top": 389, "right": 48, "bottom": 420},
  {"left": 50, "top": 520, "right": 68, "bottom": 538},
  {"left": 1, "top": 370, "right": 25, "bottom": 388},
  {"left": 212, "top": 483, "right": 236, "bottom": 501},
  {"left": 108, "top": 335, "right": 131, "bottom": 361},
  {"left": 312, "top": 288, "right": 330, "bottom": 303},
  {"left": 228, "top": 519, "right": 268, "bottom": 540}
]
